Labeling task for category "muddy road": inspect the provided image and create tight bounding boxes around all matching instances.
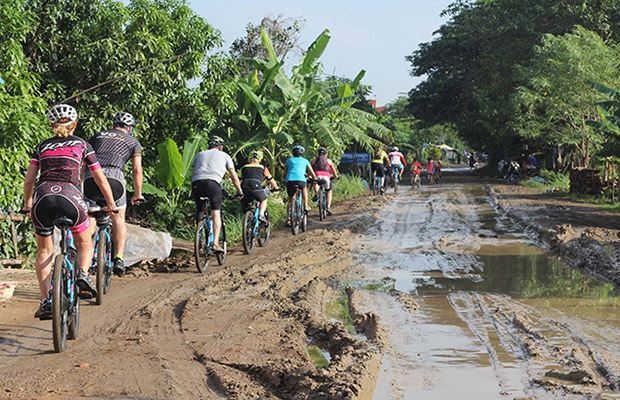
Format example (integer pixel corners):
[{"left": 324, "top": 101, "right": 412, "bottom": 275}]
[{"left": 1, "top": 171, "right": 620, "bottom": 399}]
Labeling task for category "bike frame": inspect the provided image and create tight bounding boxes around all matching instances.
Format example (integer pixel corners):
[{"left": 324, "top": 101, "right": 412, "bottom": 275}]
[
  {"left": 92, "top": 222, "right": 112, "bottom": 275},
  {"left": 57, "top": 228, "right": 76, "bottom": 306}
]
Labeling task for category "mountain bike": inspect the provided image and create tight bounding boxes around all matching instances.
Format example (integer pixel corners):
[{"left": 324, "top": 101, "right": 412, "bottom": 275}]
[
  {"left": 242, "top": 188, "right": 277, "bottom": 254},
  {"left": 371, "top": 169, "right": 383, "bottom": 196},
  {"left": 390, "top": 167, "right": 400, "bottom": 192},
  {"left": 290, "top": 183, "right": 308, "bottom": 235},
  {"left": 426, "top": 171, "right": 434, "bottom": 185},
  {"left": 410, "top": 172, "right": 420, "bottom": 189},
  {"left": 89, "top": 208, "right": 114, "bottom": 305},
  {"left": 194, "top": 193, "right": 238, "bottom": 273},
  {"left": 50, "top": 217, "right": 81, "bottom": 353},
  {"left": 316, "top": 178, "right": 329, "bottom": 221}
]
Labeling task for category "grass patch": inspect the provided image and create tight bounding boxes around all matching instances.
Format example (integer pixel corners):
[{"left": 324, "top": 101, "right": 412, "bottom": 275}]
[
  {"left": 332, "top": 175, "right": 366, "bottom": 203},
  {"left": 520, "top": 169, "right": 570, "bottom": 192},
  {"left": 362, "top": 279, "right": 395, "bottom": 293},
  {"left": 325, "top": 291, "right": 355, "bottom": 333}
]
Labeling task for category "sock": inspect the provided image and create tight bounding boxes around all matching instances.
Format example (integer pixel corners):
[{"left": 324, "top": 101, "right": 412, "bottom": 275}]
[{"left": 114, "top": 254, "right": 123, "bottom": 260}]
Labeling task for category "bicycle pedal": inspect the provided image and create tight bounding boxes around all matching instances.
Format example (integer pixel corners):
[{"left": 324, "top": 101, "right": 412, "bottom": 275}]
[{"left": 79, "top": 290, "right": 93, "bottom": 299}]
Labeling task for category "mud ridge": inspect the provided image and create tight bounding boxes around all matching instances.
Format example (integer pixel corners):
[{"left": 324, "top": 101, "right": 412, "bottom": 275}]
[{"left": 490, "top": 186, "right": 620, "bottom": 288}]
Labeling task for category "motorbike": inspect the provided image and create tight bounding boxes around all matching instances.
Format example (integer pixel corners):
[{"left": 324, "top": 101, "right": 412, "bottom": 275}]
[{"left": 505, "top": 160, "right": 520, "bottom": 184}]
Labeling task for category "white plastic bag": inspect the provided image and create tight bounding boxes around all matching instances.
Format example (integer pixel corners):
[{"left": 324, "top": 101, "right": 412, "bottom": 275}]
[{"left": 123, "top": 224, "right": 172, "bottom": 266}]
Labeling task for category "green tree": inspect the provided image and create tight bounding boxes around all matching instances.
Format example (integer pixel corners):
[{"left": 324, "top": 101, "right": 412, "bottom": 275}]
[{"left": 512, "top": 26, "right": 620, "bottom": 167}]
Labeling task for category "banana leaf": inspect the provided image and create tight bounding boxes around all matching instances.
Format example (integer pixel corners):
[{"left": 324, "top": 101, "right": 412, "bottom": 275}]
[{"left": 155, "top": 139, "right": 184, "bottom": 189}]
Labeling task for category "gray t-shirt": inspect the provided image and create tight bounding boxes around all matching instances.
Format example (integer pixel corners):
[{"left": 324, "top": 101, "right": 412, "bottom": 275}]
[{"left": 191, "top": 148, "right": 235, "bottom": 183}]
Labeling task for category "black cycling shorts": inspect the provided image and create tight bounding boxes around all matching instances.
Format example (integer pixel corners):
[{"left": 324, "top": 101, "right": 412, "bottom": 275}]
[
  {"left": 286, "top": 181, "right": 307, "bottom": 198},
  {"left": 32, "top": 181, "right": 89, "bottom": 237},
  {"left": 83, "top": 173, "right": 125, "bottom": 208},
  {"left": 241, "top": 188, "right": 267, "bottom": 211},
  {"left": 192, "top": 179, "right": 223, "bottom": 221},
  {"left": 371, "top": 163, "right": 385, "bottom": 177}
]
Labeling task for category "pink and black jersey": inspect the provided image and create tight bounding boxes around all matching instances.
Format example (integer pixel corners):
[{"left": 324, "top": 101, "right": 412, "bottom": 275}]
[
  {"left": 30, "top": 135, "right": 101, "bottom": 186},
  {"left": 89, "top": 128, "right": 142, "bottom": 170}
]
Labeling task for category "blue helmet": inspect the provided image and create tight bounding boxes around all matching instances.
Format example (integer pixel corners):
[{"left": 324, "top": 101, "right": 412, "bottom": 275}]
[{"left": 292, "top": 145, "right": 305, "bottom": 157}]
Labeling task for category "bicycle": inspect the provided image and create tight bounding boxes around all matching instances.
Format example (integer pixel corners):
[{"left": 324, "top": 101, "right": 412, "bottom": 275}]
[
  {"left": 89, "top": 208, "right": 115, "bottom": 305},
  {"left": 371, "top": 170, "right": 383, "bottom": 196},
  {"left": 289, "top": 183, "right": 308, "bottom": 235},
  {"left": 390, "top": 167, "right": 400, "bottom": 192},
  {"left": 410, "top": 172, "right": 420, "bottom": 189},
  {"left": 47, "top": 216, "right": 81, "bottom": 353},
  {"left": 426, "top": 171, "right": 434, "bottom": 185},
  {"left": 194, "top": 193, "right": 237, "bottom": 273},
  {"left": 242, "top": 188, "right": 277, "bottom": 255},
  {"left": 315, "top": 178, "right": 329, "bottom": 221}
]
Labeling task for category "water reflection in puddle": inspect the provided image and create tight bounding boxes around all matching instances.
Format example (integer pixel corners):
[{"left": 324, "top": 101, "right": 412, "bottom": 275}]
[{"left": 359, "top": 185, "right": 620, "bottom": 399}]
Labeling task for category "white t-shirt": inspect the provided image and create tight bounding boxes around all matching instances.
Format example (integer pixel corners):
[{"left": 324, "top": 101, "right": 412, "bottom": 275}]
[{"left": 191, "top": 148, "right": 234, "bottom": 183}]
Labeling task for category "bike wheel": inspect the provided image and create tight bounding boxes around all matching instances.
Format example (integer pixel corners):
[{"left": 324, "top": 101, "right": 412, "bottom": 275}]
[
  {"left": 104, "top": 233, "right": 113, "bottom": 294},
  {"left": 194, "top": 221, "right": 210, "bottom": 273},
  {"left": 258, "top": 209, "right": 270, "bottom": 247},
  {"left": 291, "top": 196, "right": 300, "bottom": 235},
  {"left": 95, "top": 233, "right": 106, "bottom": 305},
  {"left": 68, "top": 270, "right": 80, "bottom": 340},
  {"left": 242, "top": 210, "right": 255, "bottom": 255},
  {"left": 318, "top": 189, "right": 325, "bottom": 221},
  {"left": 301, "top": 206, "right": 308, "bottom": 233},
  {"left": 507, "top": 173, "right": 518, "bottom": 184},
  {"left": 51, "top": 254, "right": 68, "bottom": 353},
  {"left": 394, "top": 175, "right": 399, "bottom": 192},
  {"left": 216, "top": 223, "right": 227, "bottom": 265},
  {"left": 372, "top": 173, "right": 378, "bottom": 196}
]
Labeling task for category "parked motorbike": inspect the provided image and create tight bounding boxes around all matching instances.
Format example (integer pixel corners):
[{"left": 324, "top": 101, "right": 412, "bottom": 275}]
[{"left": 505, "top": 160, "right": 520, "bottom": 184}]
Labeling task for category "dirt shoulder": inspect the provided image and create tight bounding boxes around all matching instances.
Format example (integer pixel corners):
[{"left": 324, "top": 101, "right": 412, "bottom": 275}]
[
  {"left": 490, "top": 183, "right": 620, "bottom": 287},
  {"left": 0, "top": 193, "right": 390, "bottom": 400}
]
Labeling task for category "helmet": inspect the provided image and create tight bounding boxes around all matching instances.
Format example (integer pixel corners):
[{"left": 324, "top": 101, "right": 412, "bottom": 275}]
[
  {"left": 208, "top": 135, "right": 225, "bottom": 147},
  {"left": 393, "top": 146, "right": 399, "bottom": 152},
  {"left": 292, "top": 145, "right": 305, "bottom": 157},
  {"left": 113, "top": 111, "right": 135, "bottom": 127},
  {"left": 249, "top": 149, "right": 263, "bottom": 161},
  {"left": 318, "top": 147, "right": 327, "bottom": 155},
  {"left": 47, "top": 104, "right": 77, "bottom": 126}
]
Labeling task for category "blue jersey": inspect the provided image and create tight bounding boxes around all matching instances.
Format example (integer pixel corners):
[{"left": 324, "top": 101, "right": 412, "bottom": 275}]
[{"left": 285, "top": 157, "right": 310, "bottom": 182}]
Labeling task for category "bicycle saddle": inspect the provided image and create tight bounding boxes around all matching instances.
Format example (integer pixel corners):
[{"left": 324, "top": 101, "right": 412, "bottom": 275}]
[{"left": 53, "top": 217, "right": 75, "bottom": 227}]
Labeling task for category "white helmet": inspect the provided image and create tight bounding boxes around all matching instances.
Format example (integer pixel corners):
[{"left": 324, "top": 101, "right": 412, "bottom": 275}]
[
  {"left": 113, "top": 111, "right": 135, "bottom": 127},
  {"left": 47, "top": 104, "right": 78, "bottom": 126},
  {"left": 393, "top": 146, "right": 399, "bottom": 152}
]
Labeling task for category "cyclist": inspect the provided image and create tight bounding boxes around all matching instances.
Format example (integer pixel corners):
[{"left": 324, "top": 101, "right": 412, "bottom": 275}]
[
  {"left": 240, "top": 150, "right": 279, "bottom": 223},
  {"left": 191, "top": 136, "right": 242, "bottom": 253},
  {"left": 434, "top": 158, "right": 442, "bottom": 182},
  {"left": 388, "top": 146, "right": 407, "bottom": 181},
  {"left": 84, "top": 111, "right": 143, "bottom": 276},
  {"left": 285, "top": 145, "right": 316, "bottom": 225},
  {"left": 410, "top": 158, "right": 423, "bottom": 181},
  {"left": 371, "top": 145, "right": 390, "bottom": 193},
  {"left": 22, "top": 104, "right": 117, "bottom": 319},
  {"left": 426, "top": 157, "right": 434, "bottom": 183},
  {"left": 311, "top": 147, "right": 339, "bottom": 215}
]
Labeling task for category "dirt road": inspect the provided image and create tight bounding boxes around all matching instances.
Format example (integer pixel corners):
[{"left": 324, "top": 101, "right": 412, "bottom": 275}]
[{"left": 1, "top": 170, "right": 620, "bottom": 399}]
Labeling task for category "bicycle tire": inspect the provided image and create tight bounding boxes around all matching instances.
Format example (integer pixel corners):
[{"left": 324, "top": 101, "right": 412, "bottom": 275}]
[
  {"left": 372, "top": 172, "right": 378, "bottom": 196},
  {"left": 52, "top": 254, "right": 67, "bottom": 353},
  {"left": 104, "top": 231, "right": 113, "bottom": 294},
  {"left": 242, "top": 210, "right": 255, "bottom": 255},
  {"left": 318, "top": 188, "right": 325, "bottom": 221},
  {"left": 291, "top": 195, "right": 300, "bottom": 235},
  {"left": 194, "top": 221, "right": 209, "bottom": 273},
  {"left": 216, "top": 222, "right": 226, "bottom": 265},
  {"left": 301, "top": 206, "right": 308, "bottom": 233},
  {"left": 394, "top": 174, "right": 399, "bottom": 192},
  {"left": 68, "top": 268, "right": 80, "bottom": 340},
  {"left": 95, "top": 233, "right": 106, "bottom": 305},
  {"left": 258, "top": 209, "right": 270, "bottom": 247}
]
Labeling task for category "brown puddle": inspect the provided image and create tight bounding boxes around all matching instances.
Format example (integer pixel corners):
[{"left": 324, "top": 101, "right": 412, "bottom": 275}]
[{"left": 356, "top": 184, "right": 620, "bottom": 399}]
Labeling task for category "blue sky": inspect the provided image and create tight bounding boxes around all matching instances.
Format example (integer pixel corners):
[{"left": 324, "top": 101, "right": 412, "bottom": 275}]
[{"left": 189, "top": 1, "right": 452, "bottom": 106}]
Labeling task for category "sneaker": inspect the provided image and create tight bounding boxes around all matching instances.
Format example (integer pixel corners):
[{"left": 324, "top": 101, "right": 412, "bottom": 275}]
[
  {"left": 326, "top": 208, "right": 333, "bottom": 216},
  {"left": 258, "top": 214, "right": 268, "bottom": 224},
  {"left": 285, "top": 219, "right": 291, "bottom": 227},
  {"left": 304, "top": 203, "right": 311, "bottom": 211},
  {"left": 34, "top": 299, "right": 52, "bottom": 320},
  {"left": 76, "top": 270, "right": 98, "bottom": 299},
  {"left": 113, "top": 257, "right": 125, "bottom": 277}
]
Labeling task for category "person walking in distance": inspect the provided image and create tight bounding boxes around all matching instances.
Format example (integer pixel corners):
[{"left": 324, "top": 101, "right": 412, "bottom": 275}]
[
  {"left": 84, "top": 112, "right": 144, "bottom": 276},
  {"left": 191, "top": 136, "right": 243, "bottom": 253}
]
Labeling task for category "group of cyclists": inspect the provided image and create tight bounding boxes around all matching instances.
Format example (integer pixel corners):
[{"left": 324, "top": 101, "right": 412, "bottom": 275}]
[
  {"left": 371, "top": 145, "right": 442, "bottom": 193},
  {"left": 22, "top": 104, "right": 345, "bottom": 320}
]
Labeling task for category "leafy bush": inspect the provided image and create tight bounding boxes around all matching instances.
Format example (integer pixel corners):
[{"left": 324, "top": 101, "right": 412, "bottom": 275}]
[{"left": 333, "top": 175, "right": 366, "bottom": 203}]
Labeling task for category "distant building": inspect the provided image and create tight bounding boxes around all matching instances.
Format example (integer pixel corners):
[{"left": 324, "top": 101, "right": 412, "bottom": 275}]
[{"left": 367, "top": 99, "right": 386, "bottom": 114}]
